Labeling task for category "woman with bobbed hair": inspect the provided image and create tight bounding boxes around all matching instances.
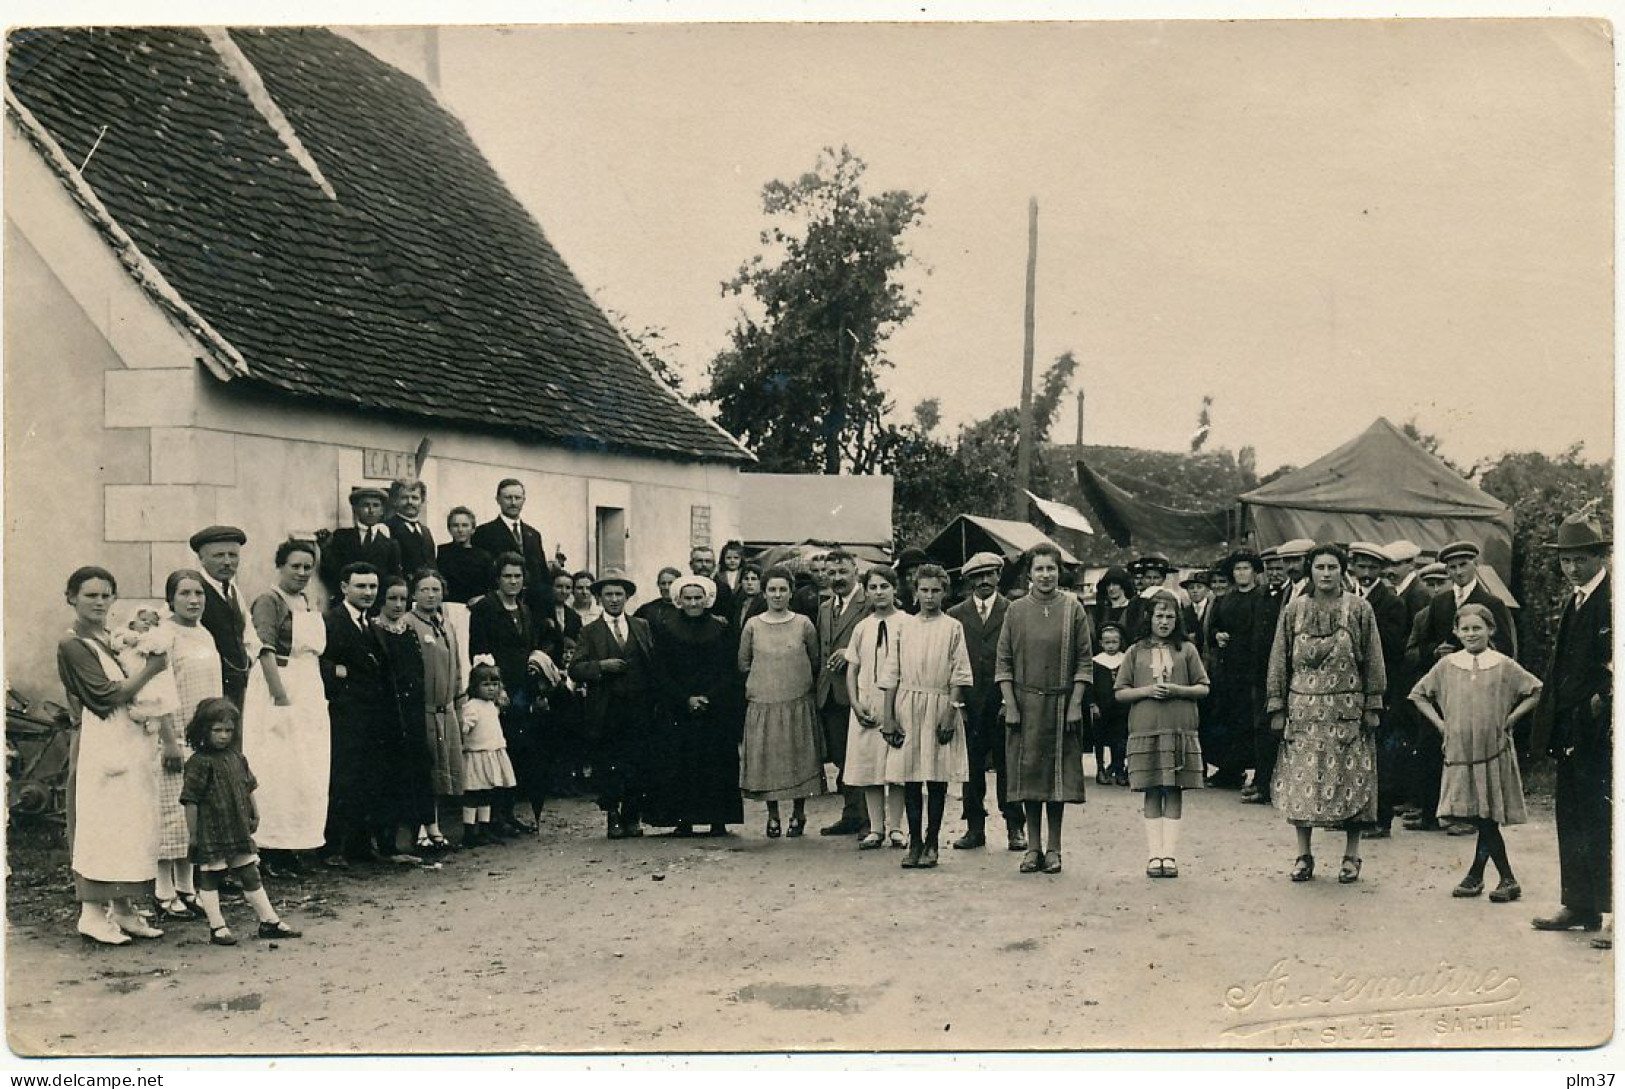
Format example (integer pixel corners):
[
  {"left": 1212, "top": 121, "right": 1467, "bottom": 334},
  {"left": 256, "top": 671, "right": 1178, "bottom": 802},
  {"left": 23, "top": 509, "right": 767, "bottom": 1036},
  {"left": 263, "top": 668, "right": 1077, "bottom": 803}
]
[{"left": 1266, "top": 542, "right": 1387, "bottom": 885}]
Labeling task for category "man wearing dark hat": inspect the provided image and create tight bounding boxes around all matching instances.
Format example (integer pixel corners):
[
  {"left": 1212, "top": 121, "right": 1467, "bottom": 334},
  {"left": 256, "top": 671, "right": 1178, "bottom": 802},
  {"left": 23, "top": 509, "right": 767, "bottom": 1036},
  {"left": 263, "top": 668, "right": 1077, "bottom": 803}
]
[
  {"left": 1406, "top": 539, "right": 1516, "bottom": 833},
  {"left": 895, "top": 546, "right": 930, "bottom": 614},
  {"left": 1350, "top": 543, "right": 1412, "bottom": 837},
  {"left": 190, "top": 525, "right": 257, "bottom": 710},
  {"left": 1532, "top": 512, "right": 1612, "bottom": 942},
  {"left": 948, "top": 552, "right": 1024, "bottom": 851},
  {"left": 569, "top": 570, "right": 657, "bottom": 839},
  {"left": 320, "top": 486, "right": 403, "bottom": 599},
  {"left": 815, "top": 549, "right": 869, "bottom": 836},
  {"left": 1208, "top": 549, "right": 1274, "bottom": 799}
]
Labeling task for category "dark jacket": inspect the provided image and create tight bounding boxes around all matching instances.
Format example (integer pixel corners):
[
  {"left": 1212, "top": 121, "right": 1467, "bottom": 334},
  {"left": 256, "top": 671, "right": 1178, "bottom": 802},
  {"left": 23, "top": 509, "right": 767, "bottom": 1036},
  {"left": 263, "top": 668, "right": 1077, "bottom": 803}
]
[
  {"left": 948, "top": 592, "right": 1010, "bottom": 722},
  {"left": 199, "top": 579, "right": 253, "bottom": 703},
  {"left": 815, "top": 587, "right": 869, "bottom": 708},
  {"left": 320, "top": 604, "right": 388, "bottom": 718},
  {"left": 570, "top": 613, "right": 657, "bottom": 740},
  {"left": 1537, "top": 572, "right": 1611, "bottom": 758},
  {"left": 538, "top": 603, "right": 584, "bottom": 664},
  {"left": 435, "top": 542, "right": 494, "bottom": 605},
  {"left": 385, "top": 514, "right": 437, "bottom": 578},
  {"left": 1363, "top": 579, "right": 1412, "bottom": 698},
  {"left": 1207, "top": 585, "right": 1276, "bottom": 691},
  {"left": 320, "top": 526, "right": 403, "bottom": 598},
  {"left": 470, "top": 517, "right": 550, "bottom": 610},
  {"left": 1417, "top": 578, "right": 1517, "bottom": 661},
  {"left": 467, "top": 593, "right": 541, "bottom": 702}
]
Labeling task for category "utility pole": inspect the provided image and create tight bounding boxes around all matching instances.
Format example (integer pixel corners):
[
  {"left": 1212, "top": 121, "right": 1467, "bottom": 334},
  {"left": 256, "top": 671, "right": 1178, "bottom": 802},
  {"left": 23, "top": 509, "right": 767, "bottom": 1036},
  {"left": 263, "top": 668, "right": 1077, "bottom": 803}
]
[
  {"left": 1075, "top": 388, "right": 1085, "bottom": 448},
  {"left": 1014, "top": 197, "right": 1037, "bottom": 519}
]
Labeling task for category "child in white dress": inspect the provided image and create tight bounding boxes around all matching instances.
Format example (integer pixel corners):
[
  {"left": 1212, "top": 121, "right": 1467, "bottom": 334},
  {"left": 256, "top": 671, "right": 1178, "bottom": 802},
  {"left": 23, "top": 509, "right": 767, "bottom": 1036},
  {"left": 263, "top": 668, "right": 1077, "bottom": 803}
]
[
  {"left": 844, "top": 567, "right": 908, "bottom": 850},
  {"left": 461, "top": 664, "right": 518, "bottom": 847}
]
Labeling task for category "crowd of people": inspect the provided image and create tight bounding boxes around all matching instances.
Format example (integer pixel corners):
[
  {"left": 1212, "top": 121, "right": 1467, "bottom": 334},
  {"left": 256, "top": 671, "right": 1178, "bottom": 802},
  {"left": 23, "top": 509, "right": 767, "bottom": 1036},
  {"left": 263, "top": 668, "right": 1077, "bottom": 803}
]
[{"left": 51, "top": 475, "right": 1612, "bottom": 954}]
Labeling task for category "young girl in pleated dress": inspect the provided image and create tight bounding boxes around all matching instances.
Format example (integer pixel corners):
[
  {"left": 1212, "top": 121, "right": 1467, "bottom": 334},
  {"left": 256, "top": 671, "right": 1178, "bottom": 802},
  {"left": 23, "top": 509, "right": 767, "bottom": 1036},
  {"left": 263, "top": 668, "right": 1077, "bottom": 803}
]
[
  {"left": 1117, "top": 590, "right": 1210, "bottom": 878},
  {"left": 843, "top": 566, "right": 908, "bottom": 850},
  {"left": 882, "top": 565, "right": 974, "bottom": 869},
  {"left": 461, "top": 663, "right": 518, "bottom": 846},
  {"left": 1409, "top": 604, "right": 1542, "bottom": 903}
]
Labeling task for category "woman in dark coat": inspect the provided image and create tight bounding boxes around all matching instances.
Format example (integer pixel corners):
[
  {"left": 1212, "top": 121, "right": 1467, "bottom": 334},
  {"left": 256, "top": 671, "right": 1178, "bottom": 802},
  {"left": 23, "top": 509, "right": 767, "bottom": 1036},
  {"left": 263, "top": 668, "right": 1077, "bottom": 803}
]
[
  {"left": 1091, "top": 566, "right": 1136, "bottom": 635},
  {"left": 372, "top": 576, "right": 436, "bottom": 860},
  {"left": 467, "top": 551, "right": 545, "bottom": 835},
  {"left": 646, "top": 575, "right": 744, "bottom": 835}
]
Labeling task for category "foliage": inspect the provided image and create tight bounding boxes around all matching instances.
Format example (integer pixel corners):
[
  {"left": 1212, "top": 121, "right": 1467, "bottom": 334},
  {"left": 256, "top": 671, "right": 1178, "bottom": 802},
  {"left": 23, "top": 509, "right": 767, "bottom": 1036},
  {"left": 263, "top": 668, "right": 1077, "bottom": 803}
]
[
  {"left": 1477, "top": 444, "right": 1613, "bottom": 672},
  {"left": 703, "top": 146, "right": 927, "bottom": 474},
  {"left": 605, "top": 308, "right": 690, "bottom": 397}
]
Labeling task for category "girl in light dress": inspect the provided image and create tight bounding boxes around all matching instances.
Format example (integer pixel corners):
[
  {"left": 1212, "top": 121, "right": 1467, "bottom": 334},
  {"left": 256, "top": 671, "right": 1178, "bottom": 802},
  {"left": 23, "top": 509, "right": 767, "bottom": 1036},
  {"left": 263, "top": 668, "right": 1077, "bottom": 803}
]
[
  {"left": 843, "top": 566, "right": 909, "bottom": 850},
  {"left": 737, "top": 566, "right": 824, "bottom": 838},
  {"left": 1409, "top": 604, "right": 1542, "bottom": 903},
  {"left": 882, "top": 564, "right": 974, "bottom": 869},
  {"left": 460, "top": 663, "right": 518, "bottom": 846},
  {"left": 1116, "top": 591, "right": 1209, "bottom": 879}
]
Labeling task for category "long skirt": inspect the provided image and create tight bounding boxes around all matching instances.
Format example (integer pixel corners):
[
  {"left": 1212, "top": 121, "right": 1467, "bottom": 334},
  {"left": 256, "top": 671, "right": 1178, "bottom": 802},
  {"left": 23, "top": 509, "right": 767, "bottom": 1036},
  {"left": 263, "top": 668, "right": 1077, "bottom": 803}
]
[
  {"left": 73, "top": 705, "right": 158, "bottom": 901},
  {"left": 243, "top": 650, "right": 331, "bottom": 850},
  {"left": 740, "top": 695, "right": 824, "bottom": 801},
  {"left": 1004, "top": 689, "right": 1086, "bottom": 803},
  {"left": 644, "top": 709, "right": 744, "bottom": 827},
  {"left": 1272, "top": 721, "right": 1379, "bottom": 829}
]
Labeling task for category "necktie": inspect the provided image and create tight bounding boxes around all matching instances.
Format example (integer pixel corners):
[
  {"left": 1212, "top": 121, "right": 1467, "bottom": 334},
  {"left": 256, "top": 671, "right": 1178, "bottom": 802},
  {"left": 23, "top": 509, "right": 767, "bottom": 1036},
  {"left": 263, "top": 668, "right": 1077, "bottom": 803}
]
[
  {"left": 980, "top": 599, "right": 990, "bottom": 623},
  {"left": 611, "top": 617, "right": 624, "bottom": 646},
  {"left": 223, "top": 579, "right": 243, "bottom": 628},
  {"left": 362, "top": 528, "right": 372, "bottom": 548},
  {"left": 1575, "top": 589, "right": 1588, "bottom": 610}
]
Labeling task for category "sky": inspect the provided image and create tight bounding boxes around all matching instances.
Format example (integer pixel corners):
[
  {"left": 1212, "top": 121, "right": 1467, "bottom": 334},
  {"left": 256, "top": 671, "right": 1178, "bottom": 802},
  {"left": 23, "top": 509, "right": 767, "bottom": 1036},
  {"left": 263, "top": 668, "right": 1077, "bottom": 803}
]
[{"left": 375, "top": 18, "right": 1610, "bottom": 476}]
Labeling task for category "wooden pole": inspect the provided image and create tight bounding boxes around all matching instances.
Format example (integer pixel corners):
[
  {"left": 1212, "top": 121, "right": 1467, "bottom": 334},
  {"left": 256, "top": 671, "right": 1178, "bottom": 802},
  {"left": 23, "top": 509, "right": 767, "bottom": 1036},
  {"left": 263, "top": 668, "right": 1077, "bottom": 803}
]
[
  {"left": 1075, "top": 389, "right": 1085, "bottom": 447},
  {"left": 1015, "top": 197, "right": 1037, "bottom": 519}
]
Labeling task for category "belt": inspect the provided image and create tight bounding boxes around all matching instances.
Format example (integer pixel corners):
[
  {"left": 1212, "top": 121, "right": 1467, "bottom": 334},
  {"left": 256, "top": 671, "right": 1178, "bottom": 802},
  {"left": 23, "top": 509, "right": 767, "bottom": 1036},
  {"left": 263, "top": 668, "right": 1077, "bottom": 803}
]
[
  {"left": 431, "top": 703, "right": 452, "bottom": 715},
  {"left": 1444, "top": 738, "right": 1510, "bottom": 768},
  {"left": 1015, "top": 682, "right": 1072, "bottom": 696},
  {"left": 897, "top": 684, "right": 950, "bottom": 696}
]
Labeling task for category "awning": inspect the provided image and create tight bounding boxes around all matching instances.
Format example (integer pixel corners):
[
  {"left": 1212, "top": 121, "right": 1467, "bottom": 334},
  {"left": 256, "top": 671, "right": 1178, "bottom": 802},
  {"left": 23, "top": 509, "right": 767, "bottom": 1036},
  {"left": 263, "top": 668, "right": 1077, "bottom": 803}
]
[
  {"left": 923, "top": 514, "right": 1081, "bottom": 572},
  {"left": 1026, "top": 490, "right": 1094, "bottom": 535}
]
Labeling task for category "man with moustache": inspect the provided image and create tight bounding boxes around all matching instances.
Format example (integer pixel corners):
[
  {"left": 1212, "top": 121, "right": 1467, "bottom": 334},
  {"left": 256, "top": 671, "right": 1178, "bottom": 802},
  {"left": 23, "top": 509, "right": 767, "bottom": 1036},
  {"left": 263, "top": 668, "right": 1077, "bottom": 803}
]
[
  {"left": 385, "top": 478, "right": 436, "bottom": 577},
  {"left": 189, "top": 525, "right": 257, "bottom": 710},
  {"left": 815, "top": 549, "right": 869, "bottom": 836},
  {"left": 1349, "top": 542, "right": 1412, "bottom": 837},
  {"left": 948, "top": 552, "right": 1025, "bottom": 851}
]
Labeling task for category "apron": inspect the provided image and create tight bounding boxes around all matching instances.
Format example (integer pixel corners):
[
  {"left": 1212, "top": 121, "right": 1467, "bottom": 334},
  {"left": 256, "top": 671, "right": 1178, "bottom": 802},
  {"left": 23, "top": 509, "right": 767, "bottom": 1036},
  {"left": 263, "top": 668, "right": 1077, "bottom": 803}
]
[
  {"left": 71, "top": 638, "right": 159, "bottom": 891},
  {"left": 243, "top": 607, "right": 330, "bottom": 850}
]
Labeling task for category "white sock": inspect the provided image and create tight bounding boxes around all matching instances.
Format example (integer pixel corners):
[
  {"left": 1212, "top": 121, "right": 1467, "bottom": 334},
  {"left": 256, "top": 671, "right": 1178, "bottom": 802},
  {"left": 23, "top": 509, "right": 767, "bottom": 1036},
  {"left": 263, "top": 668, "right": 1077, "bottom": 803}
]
[
  {"left": 174, "top": 862, "right": 196, "bottom": 896},
  {"left": 885, "top": 788, "right": 905, "bottom": 834},
  {"left": 1144, "top": 816, "right": 1163, "bottom": 860},
  {"left": 196, "top": 888, "right": 227, "bottom": 928},
  {"left": 1162, "top": 816, "right": 1180, "bottom": 860},
  {"left": 243, "top": 886, "right": 279, "bottom": 924},
  {"left": 155, "top": 862, "right": 176, "bottom": 902}
]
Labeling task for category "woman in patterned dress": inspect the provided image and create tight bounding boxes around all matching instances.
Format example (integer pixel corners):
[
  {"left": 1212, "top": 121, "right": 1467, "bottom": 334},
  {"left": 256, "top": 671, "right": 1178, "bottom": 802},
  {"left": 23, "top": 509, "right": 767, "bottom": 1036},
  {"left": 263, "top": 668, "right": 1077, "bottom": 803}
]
[
  {"left": 152, "top": 569, "right": 224, "bottom": 919},
  {"left": 242, "top": 540, "right": 328, "bottom": 878},
  {"left": 1266, "top": 543, "right": 1387, "bottom": 885}
]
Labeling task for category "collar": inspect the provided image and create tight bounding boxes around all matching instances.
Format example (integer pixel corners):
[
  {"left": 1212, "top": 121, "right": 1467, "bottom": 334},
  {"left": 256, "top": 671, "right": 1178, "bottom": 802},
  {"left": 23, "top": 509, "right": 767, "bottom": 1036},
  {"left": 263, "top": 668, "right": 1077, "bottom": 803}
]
[
  {"left": 1454, "top": 578, "right": 1479, "bottom": 603},
  {"left": 199, "top": 571, "right": 234, "bottom": 597},
  {"left": 1446, "top": 647, "right": 1508, "bottom": 671},
  {"left": 1575, "top": 567, "right": 1608, "bottom": 600},
  {"left": 344, "top": 602, "right": 369, "bottom": 628},
  {"left": 1395, "top": 570, "right": 1417, "bottom": 595},
  {"left": 1092, "top": 650, "right": 1125, "bottom": 668},
  {"left": 507, "top": 517, "right": 523, "bottom": 535}
]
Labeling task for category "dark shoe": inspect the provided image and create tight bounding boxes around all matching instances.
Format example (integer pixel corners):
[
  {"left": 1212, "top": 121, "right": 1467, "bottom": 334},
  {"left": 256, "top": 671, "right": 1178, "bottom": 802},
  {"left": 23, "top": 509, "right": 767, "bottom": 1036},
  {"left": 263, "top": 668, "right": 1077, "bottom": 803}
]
[
  {"left": 1007, "top": 827, "right": 1028, "bottom": 852},
  {"left": 1403, "top": 816, "right": 1441, "bottom": 832},
  {"left": 258, "top": 920, "right": 302, "bottom": 939},
  {"left": 154, "top": 897, "right": 198, "bottom": 922},
  {"left": 461, "top": 824, "right": 484, "bottom": 848},
  {"left": 1338, "top": 856, "right": 1363, "bottom": 884},
  {"left": 322, "top": 854, "right": 351, "bottom": 870},
  {"left": 901, "top": 844, "right": 924, "bottom": 869},
  {"left": 1019, "top": 849, "right": 1042, "bottom": 874},
  {"left": 786, "top": 815, "right": 806, "bottom": 838},
  {"left": 953, "top": 829, "right": 986, "bottom": 850},
  {"left": 511, "top": 815, "right": 539, "bottom": 835},
  {"left": 1446, "top": 822, "right": 1476, "bottom": 837},
  {"left": 708, "top": 824, "right": 729, "bottom": 837},
  {"left": 819, "top": 817, "right": 864, "bottom": 836},
  {"left": 1364, "top": 825, "right": 1391, "bottom": 840},
  {"left": 1591, "top": 934, "right": 1613, "bottom": 950},
  {"left": 1290, "top": 854, "right": 1315, "bottom": 882},
  {"left": 622, "top": 821, "right": 645, "bottom": 838},
  {"left": 1147, "top": 857, "right": 1165, "bottom": 878},
  {"left": 1096, "top": 767, "right": 1110, "bottom": 785},
  {"left": 1241, "top": 793, "right": 1271, "bottom": 805},
  {"left": 1453, "top": 875, "right": 1485, "bottom": 897},
  {"left": 1112, "top": 770, "right": 1130, "bottom": 787},
  {"left": 209, "top": 925, "right": 238, "bottom": 946},
  {"left": 606, "top": 815, "right": 624, "bottom": 840},
  {"left": 920, "top": 845, "right": 940, "bottom": 868},
  {"left": 672, "top": 823, "right": 695, "bottom": 838},
  {"left": 1532, "top": 907, "right": 1603, "bottom": 932},
  {"left": 1042, "top": 850, "right": 1063, "bottom": 874},
  {"left": 765, "top": 817, "right": 782, "bottom": 839},
  {"left": 1489, "top": 879, "right": 1522, "bottom": 903}
]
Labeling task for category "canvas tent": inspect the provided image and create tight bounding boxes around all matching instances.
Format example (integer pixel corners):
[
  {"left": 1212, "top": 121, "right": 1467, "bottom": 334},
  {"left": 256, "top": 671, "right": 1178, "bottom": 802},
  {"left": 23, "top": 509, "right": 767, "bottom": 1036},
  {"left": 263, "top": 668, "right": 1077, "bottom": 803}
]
[
  {"left": 1240, "top": 417, "right": 1517, "bottom": 594},
  {"left": 1073, "top": 459, "right": 1235, "bottom": 561},
  {"left": 924, "top": 514, "right": 1080, "bottom": 572},
  {"left": 739, "top": 473, "right": 894, "bottom": 563}
]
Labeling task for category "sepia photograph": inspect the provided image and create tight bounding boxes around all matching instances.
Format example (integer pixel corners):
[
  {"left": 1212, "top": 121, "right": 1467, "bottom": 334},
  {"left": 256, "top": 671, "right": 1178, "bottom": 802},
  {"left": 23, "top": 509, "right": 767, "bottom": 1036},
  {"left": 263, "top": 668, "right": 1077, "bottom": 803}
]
[{"left": 1, "top": 5, "right": 1616, "bottom": 1063}]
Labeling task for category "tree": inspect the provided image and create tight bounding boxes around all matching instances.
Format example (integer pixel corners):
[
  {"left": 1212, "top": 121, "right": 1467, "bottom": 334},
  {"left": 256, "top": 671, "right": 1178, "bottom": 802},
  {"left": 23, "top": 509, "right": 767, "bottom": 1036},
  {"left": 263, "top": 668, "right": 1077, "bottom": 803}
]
[{"left": 704, "top": 147, "right": 927, "bottom": 474}]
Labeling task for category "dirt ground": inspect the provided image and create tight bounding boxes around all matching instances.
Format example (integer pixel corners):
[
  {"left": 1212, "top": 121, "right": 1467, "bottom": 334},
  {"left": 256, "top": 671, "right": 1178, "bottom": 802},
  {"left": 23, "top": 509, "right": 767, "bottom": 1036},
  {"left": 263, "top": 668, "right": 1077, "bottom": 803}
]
[{"left": 5, "top": 768, "right": 1614, "bottom": 1057}]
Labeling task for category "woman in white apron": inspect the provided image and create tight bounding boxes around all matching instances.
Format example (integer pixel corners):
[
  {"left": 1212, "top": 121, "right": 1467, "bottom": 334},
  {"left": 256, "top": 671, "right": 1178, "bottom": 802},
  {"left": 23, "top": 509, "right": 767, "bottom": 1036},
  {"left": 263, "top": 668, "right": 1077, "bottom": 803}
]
[
  {"left": 242, "top": 540, "right": 330, "bottom": 877},
  {"left": 57, "top": 566, "right": 167, "bottom": 945}
]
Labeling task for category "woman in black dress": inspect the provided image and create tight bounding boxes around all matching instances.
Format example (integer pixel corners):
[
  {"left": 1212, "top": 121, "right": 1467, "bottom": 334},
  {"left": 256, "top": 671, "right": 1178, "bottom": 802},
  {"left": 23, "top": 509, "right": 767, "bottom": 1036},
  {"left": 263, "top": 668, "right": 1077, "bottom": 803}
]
[
  {"left": 646, "top": 575, "right": 744, "bottom": 836},
  {"left": 467, "top": 552, "right": 545, "bottom": 835},
  {"left": 538, "top": 566, "right": 585, "bottom": 796},
  {"left": 1091, "top": 566, "right": 1136, "bottom": 637},
  {"left": 373, "top": 576, "right": 436, "bottom": 861},
  {"left": 437, "top": 506, "right": 494, "bottom": 605}
]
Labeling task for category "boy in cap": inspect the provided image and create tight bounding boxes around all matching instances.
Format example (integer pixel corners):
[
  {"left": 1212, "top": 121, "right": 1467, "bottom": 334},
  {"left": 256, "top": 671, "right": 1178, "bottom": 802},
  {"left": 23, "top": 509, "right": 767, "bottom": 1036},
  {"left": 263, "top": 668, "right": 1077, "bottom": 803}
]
[
  {"left": 320, "top": 486, "right": 403, "bottom": 599},
  {"left": 948, "top": 552, "right": 1024, "bottom": 850},
  {"left": 1531, "top": 511, "right": 1612, "bottom": 944},
  {"left": 189, "top": 525, "right": 258, "bottom": 709}
]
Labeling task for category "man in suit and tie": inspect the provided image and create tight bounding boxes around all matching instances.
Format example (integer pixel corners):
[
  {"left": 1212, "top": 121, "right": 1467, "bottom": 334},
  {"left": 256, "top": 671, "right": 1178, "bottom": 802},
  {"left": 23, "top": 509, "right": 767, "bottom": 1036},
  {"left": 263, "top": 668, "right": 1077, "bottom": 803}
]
[
  {"left": 569, "top": 570, "right": 657, "bottom": 839},
  {"left": 319, "top": 562, "right": 388, "bottom": 866},
  {"left": 472, "top": 478, "right": 554, "bottom": 615},
  {"left": 1532, "top": 513, "right": 1612, "bottom": 944},
  {"left": 815, "top": 549, "right": 869, "bottom": 835},
  {"left": 319, "top": 486, "right": 402, "bottom": 600},
  {"left": 1406, "top": 539, "right": 1518, "bottom": 833},
  {"left": 385, "top": 478, "right": 436, "bottom": 577},
  {"left": 948, "top": 552, "right": 1025, "bottom": 851},
  {"left": 189, "top": 524, "right": 257, "bottom": 710},
  {"left": 1350, "top": 542, "right": 1414, "bottom": 837}
]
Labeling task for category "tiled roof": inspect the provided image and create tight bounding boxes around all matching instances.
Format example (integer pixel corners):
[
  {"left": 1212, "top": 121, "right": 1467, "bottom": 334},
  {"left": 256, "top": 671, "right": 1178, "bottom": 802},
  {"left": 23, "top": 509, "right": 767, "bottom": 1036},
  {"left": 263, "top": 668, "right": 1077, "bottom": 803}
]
[{"left": 8, "top": 27, "right": 749, "bottom": 464}]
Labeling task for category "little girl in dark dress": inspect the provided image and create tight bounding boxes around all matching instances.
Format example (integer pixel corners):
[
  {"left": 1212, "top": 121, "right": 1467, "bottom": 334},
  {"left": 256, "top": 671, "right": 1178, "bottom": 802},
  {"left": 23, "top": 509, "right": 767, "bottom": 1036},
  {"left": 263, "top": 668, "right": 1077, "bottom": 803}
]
[
  {"left": 180, "top": 698, "right": 302, "bottom": 946},
  {"left": 1091, "top": 623, "right": 1130, "bottom": 786}
]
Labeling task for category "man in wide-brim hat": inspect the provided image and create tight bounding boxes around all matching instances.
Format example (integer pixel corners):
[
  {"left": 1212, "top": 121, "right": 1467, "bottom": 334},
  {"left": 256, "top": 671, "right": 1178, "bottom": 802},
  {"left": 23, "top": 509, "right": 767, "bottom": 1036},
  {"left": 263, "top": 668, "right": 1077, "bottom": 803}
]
[
  {"left": 592, "top": 570, "right": 639, "bottom": 598},
  {"left": 1208, "top": 545, "right": 1275, "bottom": 800},
  {"left": 1532, "top": 511, "right": 1613, "bottom": 943}
]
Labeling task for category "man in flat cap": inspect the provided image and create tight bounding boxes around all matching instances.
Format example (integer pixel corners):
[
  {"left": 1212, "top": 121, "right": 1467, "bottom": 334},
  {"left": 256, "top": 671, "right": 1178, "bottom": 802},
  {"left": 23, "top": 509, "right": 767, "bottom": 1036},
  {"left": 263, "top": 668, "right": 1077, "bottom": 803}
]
[
  {"left": 190, "top": 525, "right": 258, "bottom": 710},
  {"left": 1383, "top": 540, "right": 1431, "bottom": 620},
  {"left": 320, "top": 486, "right": 403, "bottom": 600},
  {"left": 1276, "top": 538, "right": 1315, "bottom": 604},
  {"left": 948, "top": 552, "right": 1024, "bottom": 851},
  {"left": 1532, "top": 511, "right": 1612, "bottom": 943},
  {"left": 1406, "top": 539, "right": 1516, "bottom": 833},
  {"left": 1349, "top": 543, "right": 1411, "bottom": 837}
]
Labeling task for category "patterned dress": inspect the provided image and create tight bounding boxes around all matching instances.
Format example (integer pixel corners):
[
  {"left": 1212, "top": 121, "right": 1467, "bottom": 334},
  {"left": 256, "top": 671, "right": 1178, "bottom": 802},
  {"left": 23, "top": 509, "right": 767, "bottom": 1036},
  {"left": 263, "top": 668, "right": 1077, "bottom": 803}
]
[
  {"left": 1410, "top": 649, "right": 1539, "bottom": 825},
  {"left": 994, "top": 590, "right": 1093, "bottom": 803},
  {"left": 737, "top": 613, "right": 824, "bottom": 801},
  {"left": 882, "top": 613, "right": 974, "bottom": 784},
  {"left": 1266, "top": 592, "right": 1387, "bottom": 828},
  {"left": 154, "top": 621, "right": 223, "bottom": 860},
  {"left": 179, "top": 747, "right": 258, "bottom": 867},
  {"left": 1120, "top": 640, "right": 1208, "bottom": 790}
]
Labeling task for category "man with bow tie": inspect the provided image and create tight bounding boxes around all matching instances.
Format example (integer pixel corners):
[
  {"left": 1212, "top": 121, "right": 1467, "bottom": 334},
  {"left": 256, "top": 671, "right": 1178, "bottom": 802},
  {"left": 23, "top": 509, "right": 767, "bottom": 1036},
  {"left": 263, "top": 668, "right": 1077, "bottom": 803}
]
[
  {"left": 189, "top": 524, "right": 259, "bottom": 710},
  {"left": 1532, "top": 512, "right": 1613, "bottom": 945},
  {"left": 319, "top": 486, "right": 403, "bottom": 600},
  {"left": 385, "top": 478, "right": 436, "bottom": 576},
  {"left": 472, "top": 478, "right": 554, "bottom": 614}
]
